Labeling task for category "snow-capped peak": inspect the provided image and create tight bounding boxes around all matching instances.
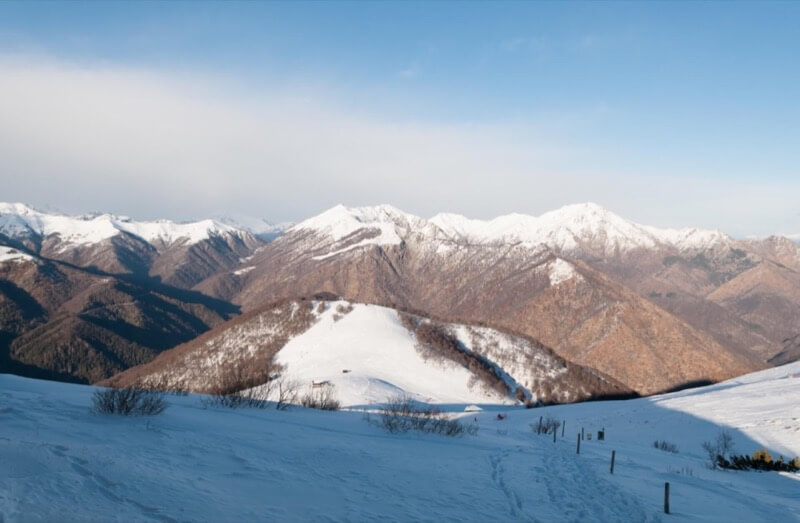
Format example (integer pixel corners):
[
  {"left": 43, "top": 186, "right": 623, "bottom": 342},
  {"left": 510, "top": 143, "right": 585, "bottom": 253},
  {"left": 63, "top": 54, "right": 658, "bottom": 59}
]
[
  {"left": 533, "top": 203, "right": 660, "bottom": 253},
  {"left": 431, "top": 203, "right": 642, "bottom": 249},
  {"left": 117, "top": 218, "right": 240, "bottom": 245},
  {"left": 0, "top": 202, "right": 40, "bottom": 216},
  {"left": 292, "top": 204, "right": 430, "bottom": 245},
  {"left": 0, "top": 203, "right": 245, "bottom": 248},
  {"left": 430, "top": 203, "right": 731, "bottom": 254},
  {"left": 295, "top": 202, "right": 733, "bottom": 256}
]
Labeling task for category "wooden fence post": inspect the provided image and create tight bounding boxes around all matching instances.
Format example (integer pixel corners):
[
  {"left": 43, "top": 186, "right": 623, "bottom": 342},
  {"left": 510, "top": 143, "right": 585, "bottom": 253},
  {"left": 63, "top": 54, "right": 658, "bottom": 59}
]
[
  {"left": 581, "top": 427, "right": 584, "bottom": 440},
  {"left": 576, "top": 433, "right": 581, "bottom": 454},
  {"left": 562, "top": 420, "right": 565, "bottom": 438},
  {"left": 610, "top": 450, "right": 616, "bottom": 474},
  {"left": 553, "top": 425, "right": 557, "bottom": 443},
  {"left": 538, "top": 416, "right": 543, "bottom": 434},
  {"left": 664, "top": 482, "right": 670, "bottom": 514}
]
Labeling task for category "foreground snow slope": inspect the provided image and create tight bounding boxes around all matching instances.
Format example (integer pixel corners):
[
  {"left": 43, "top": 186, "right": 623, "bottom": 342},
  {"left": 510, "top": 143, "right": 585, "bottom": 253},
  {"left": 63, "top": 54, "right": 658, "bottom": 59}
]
[{"left": 1, "top": 362, "right": 798, "bottom": 522}]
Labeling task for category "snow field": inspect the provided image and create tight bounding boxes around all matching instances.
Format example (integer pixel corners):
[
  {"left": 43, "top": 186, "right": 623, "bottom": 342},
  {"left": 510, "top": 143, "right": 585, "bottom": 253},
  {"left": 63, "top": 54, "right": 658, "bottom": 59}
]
[{"left": 1, "top": 361, "right": 798, "bottom": 522}]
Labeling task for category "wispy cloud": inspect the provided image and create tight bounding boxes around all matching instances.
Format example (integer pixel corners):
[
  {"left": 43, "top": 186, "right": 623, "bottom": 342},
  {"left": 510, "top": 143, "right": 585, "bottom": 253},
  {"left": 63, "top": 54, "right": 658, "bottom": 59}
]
[
  {"left": 0, "top": 55, "right": 797, "bottom": 237},
  {"left": 0, "top": 55, "right": 563, "bottom": 221}
]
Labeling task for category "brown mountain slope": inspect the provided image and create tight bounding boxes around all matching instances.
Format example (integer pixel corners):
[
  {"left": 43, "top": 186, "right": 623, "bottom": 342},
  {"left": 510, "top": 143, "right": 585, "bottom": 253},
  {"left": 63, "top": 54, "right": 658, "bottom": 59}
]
[
  {"left": 33, "top": 232, "right": 262, "bottom": 290},
  {"left": 768, "top": 335, "right": 800, "bottom": 366},
  {"left": 706, "top": 261, "right": 800, "bottom": 349},
  {"left": 586, "top": 246, "right": 777, "bottom": 360},
  {"left": 229, "top": 232, "right": 757, "bottom": 395},
  {"left": 0, "top": 255, "right": 236, "bottom": 383},
  {"left": 0, "top": 203, "right": 265, "bottom": 291},
  {"left": 743, "top": 236, "right": 800, "bottom": 273}
]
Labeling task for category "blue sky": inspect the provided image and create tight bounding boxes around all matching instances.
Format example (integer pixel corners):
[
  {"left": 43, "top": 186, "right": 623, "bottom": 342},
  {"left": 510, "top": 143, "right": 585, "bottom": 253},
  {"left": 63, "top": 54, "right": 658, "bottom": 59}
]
[{"left": 0, "top": 1, "right": 798, "bottom": 236}]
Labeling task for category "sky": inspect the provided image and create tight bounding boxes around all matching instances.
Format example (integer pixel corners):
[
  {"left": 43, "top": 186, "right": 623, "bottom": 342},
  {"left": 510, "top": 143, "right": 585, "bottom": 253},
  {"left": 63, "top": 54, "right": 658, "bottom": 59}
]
[{"left": 0, "top": 1, "right": 798, "bottom": 237}]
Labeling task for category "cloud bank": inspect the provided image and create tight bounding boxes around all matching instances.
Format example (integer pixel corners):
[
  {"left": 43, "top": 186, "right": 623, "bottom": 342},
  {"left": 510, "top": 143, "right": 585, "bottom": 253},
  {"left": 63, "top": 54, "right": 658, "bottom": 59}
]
[{"left": 0, "top": 56, "right": 796, "bottom": 237}]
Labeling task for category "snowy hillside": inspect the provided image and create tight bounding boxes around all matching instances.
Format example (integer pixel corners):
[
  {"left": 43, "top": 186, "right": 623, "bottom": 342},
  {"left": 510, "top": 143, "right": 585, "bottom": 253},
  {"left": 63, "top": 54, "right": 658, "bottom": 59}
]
[
  {"left": 275, "top": 303, "right": 513, "bottom": 406},
  {"left": 107, "top": 299, "right": 627, "bottom": 407},
  {"left": 0, "top": 202, "right": 247, "bottom": 248},
  {"left": 1, "top": 361, "right": 798, "bottom": 521}
]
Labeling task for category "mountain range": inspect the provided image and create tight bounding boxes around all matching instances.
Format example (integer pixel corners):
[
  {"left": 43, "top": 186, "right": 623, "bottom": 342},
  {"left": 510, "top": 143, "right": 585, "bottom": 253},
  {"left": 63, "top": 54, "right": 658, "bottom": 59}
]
[{"left": 1, "top": 201, "right": 798, "bottom": 400}]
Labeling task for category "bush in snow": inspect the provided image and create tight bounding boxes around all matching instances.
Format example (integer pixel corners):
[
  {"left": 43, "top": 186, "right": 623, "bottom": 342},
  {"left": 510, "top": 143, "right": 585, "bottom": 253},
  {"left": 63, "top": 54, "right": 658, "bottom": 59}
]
[
  {"left": 274, "top": 377, "right": 300, "bottom": 411},
  {"left": 375, "top": 395, "right": 478, "bottom": 437},
  {"left": 542, "top": 416, "right": 560, "bottom": 434},
  {"left": 530, "top": 416, "right": 560, "bottom": 435},
  {"left": 333, "top": 302, "right": 354, "bottom": 322},
  {"left": 653, "top": 440, "right": 679, "bottom": 453},
  {"left": 701, "top": 430, "right": 735, "bottom": 469},
  {"left": 300, "top": 386, "right": 341, "bottom": 411},
  {"left": 92, "top": 387, "right": 167, "bottom": 416},
  {"left": 203, "top": 387, "right": 271, "bottom": 409},
  {"left": 715, "top": 450, "right": 800, "bottom": 472},
  {"left": 202, "top": 360, "right": 299, "bottom": 410},
  {"left": 515, "top": 387, "right": 526, "bottom": 403}
]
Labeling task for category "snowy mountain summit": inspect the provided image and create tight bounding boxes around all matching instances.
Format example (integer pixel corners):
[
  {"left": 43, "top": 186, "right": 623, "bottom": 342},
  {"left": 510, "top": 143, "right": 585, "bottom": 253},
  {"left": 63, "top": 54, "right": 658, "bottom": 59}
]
[
  {"left": 291, "top": 202, "right": 733, "bottom": 257},
  {"left": 0, "top": 202, "right": 248, "bottom": 248},
  {"left": 0, "top": 201, "right": 733, "bottom": 256}
]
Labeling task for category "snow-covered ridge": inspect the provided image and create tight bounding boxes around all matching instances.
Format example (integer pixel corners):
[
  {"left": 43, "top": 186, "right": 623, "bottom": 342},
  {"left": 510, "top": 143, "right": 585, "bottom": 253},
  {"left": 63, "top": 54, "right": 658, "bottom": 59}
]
[
  {"left": 291, "top": 204, "right": 434, "bottom": 248},
  {"left": 1, "top": 201, "right": 736, "bottom": 255},
  {"left": 0, "top": 202, "right": 247, "bottom": 247},
  {"left": 292, "top": 202, "right": 733, "bottom": 255},
  {"left": 432, "top": 203, "right": 733, "bottom": 252}
]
